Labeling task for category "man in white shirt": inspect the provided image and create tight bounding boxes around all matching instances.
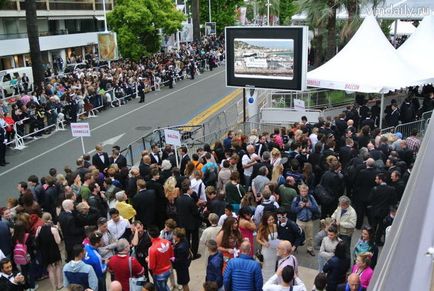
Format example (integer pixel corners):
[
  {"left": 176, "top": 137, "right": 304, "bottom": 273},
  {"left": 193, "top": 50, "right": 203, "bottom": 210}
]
[
  {"left": 263, "top": 265, "right": 307, "bottom": 291},
  {"left": 0, "top": 258, "right": 25, "bottom": 290},
  {"left": 217, "top": 204, "right": 238, "bottom": 226},
  {"left": 242, "top": 145, "right": 258, "bottom": 189},
  {"left": 107, "top": 208, "right": 131, "bottom": 240}
]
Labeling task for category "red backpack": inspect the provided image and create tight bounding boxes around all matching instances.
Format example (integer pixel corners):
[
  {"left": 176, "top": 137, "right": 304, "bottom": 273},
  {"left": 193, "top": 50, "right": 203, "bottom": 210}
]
[{"left": 14, "top": 233, "right": 30, "bottom": 265}]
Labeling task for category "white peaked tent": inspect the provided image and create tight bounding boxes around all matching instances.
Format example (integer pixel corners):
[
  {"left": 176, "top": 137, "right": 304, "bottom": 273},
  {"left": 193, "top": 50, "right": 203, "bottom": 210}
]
[
  {"left": 398, "top": 15, "right": 434, "bottom": 77},
  {"left": 306, "top": 15, "right": 434, "bottom": 94},
  {"left": 390, "top": 20, "right": 416, "bottom": 35}
]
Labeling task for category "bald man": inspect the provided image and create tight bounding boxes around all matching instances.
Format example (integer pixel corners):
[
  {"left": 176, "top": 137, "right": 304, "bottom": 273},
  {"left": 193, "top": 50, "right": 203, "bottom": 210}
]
[
  {"left": 337, "top": 273, "right": 366, "bottom": 291},
  {"left": 276, "top": 240, "right": 298, "bottom": 283},
  {"left": 223, "top": 241, "right": 263, "bottom": 291},
  {"left": 109, "top": 280, "right": 122, "bottom": 291}
]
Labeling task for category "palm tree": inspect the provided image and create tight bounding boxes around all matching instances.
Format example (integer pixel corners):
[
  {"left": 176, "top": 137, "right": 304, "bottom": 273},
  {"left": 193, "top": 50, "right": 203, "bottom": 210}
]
[
  {"left": 25, "top": 0, "right": 44, "bottom": 93},
  {"left": 192, "top": 0, "right": 201, "bottom": 41}
]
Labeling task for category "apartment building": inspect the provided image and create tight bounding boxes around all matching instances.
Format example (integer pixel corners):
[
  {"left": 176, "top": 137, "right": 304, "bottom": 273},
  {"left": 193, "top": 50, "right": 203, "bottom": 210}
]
[{"left": 0, "top": 0, "right": 113, "bottom": 70}]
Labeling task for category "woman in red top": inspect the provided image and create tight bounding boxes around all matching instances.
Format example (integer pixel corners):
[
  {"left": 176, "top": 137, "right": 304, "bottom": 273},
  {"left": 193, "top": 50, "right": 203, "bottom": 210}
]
[
  {"left": 108, "top": 238, "right": 144, "bottom": 291},
  {"left": 215, "top": 217, "right": 243, "bottom": 272}
]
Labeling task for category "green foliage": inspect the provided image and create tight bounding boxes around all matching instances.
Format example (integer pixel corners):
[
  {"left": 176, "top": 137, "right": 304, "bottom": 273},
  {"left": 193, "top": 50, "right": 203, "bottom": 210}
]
[
  {"left": 380, "top": 19, "right": 393, "bottom": 39},
  {"left": 107, "top": 0, "right": 185, "bottom": 61},
  {"left": 279, "top": 0, "right": 297, "bottom": 25},
  {"left": 199, "top": 0, "right": 243, "bottom": 33},
  {"left": 0, "top": 0, "right": 7, "bottom": 8}
]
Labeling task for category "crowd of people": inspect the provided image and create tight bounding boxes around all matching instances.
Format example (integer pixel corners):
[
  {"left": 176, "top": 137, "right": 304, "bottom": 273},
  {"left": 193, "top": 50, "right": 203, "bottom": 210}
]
[
  {"left": 0, "top": 86, "right": 427, "bottom": 291},
  {"left": 0, "top": 34, "right": 225, "bottom": 163}
]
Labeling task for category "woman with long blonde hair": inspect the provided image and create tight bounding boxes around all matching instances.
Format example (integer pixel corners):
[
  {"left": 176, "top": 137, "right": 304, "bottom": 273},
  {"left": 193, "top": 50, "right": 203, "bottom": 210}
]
[{"left": 164, "top": 176, "right": 179, "bottom": 220}]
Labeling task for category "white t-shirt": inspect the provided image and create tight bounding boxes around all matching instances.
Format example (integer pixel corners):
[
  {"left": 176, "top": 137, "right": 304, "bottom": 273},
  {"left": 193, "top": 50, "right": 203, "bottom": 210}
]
[
  {"left": 242, "top": 154, "right": 254, "bottom": 176},
  {"left": 263, "top": 275, "right": 307, "bottom": 291},
  {"left": 218, "top": 213, "right": 238, "bottom": 226},
  {"left": 107, "top": 217, "right": 130, "bottom": 240}
]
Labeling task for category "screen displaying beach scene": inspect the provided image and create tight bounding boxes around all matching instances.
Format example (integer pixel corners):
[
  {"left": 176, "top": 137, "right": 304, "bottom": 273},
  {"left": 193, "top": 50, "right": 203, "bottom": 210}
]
[{"left": 234, "top": 38, "right": 294, "bottom": 80}]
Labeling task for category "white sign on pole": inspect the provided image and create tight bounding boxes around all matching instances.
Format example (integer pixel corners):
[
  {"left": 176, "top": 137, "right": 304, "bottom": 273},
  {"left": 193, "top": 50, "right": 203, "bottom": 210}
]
[
  {"left": 164, "top": 129, "right": 181, "bottom": 147},
  {"left": 294, "top": 99, "right": 306, "bottom": 112},
  {"left": 71, "top": 123, "right": 91, "bottom": 137}
]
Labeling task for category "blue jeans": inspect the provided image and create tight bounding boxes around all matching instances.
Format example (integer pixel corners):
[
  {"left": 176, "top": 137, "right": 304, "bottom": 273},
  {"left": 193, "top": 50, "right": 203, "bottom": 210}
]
[{"left": 153, "top": 270, "right": 171, "bottom": 291}]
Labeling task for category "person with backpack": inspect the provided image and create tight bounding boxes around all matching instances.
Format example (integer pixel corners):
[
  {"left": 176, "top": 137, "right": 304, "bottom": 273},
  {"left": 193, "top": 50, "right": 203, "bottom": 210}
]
[
  {"left": 253, "top": 189, "right": 279, "bottom": 226},
  {"left": 291, "top": 184, "right": 320, "bottom": 257},
  {"left": 12, "top": 221, "right": 36, "bottom": 291},
  {"left": 202, "top": 153, "right": 218, "bottom": 187}
]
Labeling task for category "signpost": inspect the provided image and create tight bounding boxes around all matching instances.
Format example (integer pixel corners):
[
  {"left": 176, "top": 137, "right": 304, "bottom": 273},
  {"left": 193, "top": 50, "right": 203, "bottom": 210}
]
[
  {"left": 164, "top": 129, "right": 181, "bottom": 167},
  {"left": 71, "top": 123, "right": 91, "bottom": 154},
  {"left": 294, "top": 99, "right": 306, "bottom": 111}
]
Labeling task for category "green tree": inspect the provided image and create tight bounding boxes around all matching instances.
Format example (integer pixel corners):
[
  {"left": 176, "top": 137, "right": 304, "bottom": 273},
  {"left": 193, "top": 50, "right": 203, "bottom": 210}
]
[
  {"left": 108, "top": 0, "right": 185, "bottom": 61},
  {"left": 199, "top": 0, "right": 242, "bottom": 33},
  {"left": 25, "top": 0, "right": 44, "bottom": 92},
  {"left": 279, "top": 0, "right": 297, "bottom": 25}
]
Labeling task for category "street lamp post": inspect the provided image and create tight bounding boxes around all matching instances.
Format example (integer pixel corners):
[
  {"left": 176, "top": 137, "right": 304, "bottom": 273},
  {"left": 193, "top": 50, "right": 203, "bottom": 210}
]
[
  {"left": 209, "top": 0, "right": 211, "bottom": 22},
  {"left": 266, "top": 0, "right": 271, "bottom": 26},
  {"left": 102, "top": 0, "right": 108, "bottom": 32}
]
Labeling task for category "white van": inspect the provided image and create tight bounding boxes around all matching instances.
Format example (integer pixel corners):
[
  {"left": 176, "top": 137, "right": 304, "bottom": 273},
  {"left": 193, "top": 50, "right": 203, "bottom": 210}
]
[{"left": 0, "top": 67, "right": 33, "bottom": 97}]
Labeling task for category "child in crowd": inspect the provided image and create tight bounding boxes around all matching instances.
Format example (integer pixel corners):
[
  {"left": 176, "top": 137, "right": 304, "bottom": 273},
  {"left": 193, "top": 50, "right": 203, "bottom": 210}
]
[
  {"left": 160, "top": 218, "right": 177, "bottom": 242},
  {"left": 314, "top": 217, "right": 333, "bottom": 250}
]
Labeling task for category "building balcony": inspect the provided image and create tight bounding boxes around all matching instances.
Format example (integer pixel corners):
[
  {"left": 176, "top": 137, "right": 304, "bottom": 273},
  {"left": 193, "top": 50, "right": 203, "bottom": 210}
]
[{"left": 1, "top": 0, "right": 113, "bottom": 12}]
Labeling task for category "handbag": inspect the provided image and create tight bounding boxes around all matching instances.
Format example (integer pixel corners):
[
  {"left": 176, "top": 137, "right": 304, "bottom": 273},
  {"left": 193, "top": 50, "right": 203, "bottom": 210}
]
[
  {"left": 314, "top": 184, "right": 334, "bottom": 205},
  {"left": 128, "top": 257, "right": 147, "bottom": 291},
  {"left": 255, "top": 247, "right": 264, "bottom": 263}
]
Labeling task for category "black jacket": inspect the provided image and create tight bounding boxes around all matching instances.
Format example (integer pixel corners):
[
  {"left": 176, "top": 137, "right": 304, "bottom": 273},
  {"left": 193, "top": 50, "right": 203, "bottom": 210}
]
[
  {"left": 87, "top": 194, "right": 108, "bottom": 218},
  {"left": 139, "top": 163, "right": 151, "bottom": 181},
  {"left": 58, "top": 211, "right": 85, "bottom": 242},
  {"left": 320, "top": 170, "right": 345, "bottom": 199},
  {"left": 368, "top": 184, "right": 397, "bottom": 218},
  {"left": 0, "top": 274, "right": 25, "bottom": 291},
  {"left": 109, "top": 154, "right": 127, "bottom": 169},
  {"left": 323, "top": 256, "right": 350, "bottom": 291},
  {"left": 92, "top": 152, "right": 110, "bottom": 172},
  {"left": 180, "top": 154, "right": 191, "bottom": 176},
  {"left": 147, "top": 179, "right": 167, "bottom": 229},
  {"left": 132, "top": 189, "right": 157, "bottom": 227},
  {"left": 277, "top": 220, "right": 304, "bottom": 248},
  {"left": 354, "top": 167, "right": 378, "bottom": 201},
  {"left": 175, "top": 193, "right": 200, "bottom": 230}
]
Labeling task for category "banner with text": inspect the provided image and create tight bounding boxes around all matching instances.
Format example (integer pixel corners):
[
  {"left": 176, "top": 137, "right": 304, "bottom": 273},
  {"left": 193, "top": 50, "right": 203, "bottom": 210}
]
[
  {"left": 164, "top": 129, "right": 181, "bottom": 147},
  {"left": 71, "top": 123, "right": 91, "bottom": 137}
]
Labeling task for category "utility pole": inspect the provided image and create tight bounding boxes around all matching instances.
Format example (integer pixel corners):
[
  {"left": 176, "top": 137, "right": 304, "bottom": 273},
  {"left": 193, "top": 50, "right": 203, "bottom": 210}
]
[{"left": 192, "top": 0, "right": 200, "bottom": 41}]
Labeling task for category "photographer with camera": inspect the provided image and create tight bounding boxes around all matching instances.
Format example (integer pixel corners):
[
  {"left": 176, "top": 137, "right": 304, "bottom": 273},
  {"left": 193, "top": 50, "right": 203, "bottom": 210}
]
[{"left": 291, "top": 184, "right": 320, "bottom": 257}]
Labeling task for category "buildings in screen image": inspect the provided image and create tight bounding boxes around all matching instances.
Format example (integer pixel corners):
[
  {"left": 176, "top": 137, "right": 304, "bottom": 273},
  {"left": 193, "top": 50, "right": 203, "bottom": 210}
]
[{"left": 234, "top": 38, "right": 294, "bottom": 80}]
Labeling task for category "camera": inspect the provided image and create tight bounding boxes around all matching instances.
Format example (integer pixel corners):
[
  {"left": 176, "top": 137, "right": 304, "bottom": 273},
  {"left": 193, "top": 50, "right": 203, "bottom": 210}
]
[{"left": 301, "top": 197, "right": 308, "bottom": 203}]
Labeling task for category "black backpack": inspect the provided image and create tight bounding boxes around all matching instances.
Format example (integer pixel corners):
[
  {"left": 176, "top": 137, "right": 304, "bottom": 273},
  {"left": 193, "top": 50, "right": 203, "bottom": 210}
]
[
  {"left": 203, "top": 166, "right": 217, "bottom": 187},
  {"left": 262, "top": 202, "right": 277, "bottom": 214}
]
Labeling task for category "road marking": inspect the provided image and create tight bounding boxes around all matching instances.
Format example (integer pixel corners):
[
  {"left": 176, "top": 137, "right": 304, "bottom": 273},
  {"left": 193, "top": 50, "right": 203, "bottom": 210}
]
[
  {"left": 183, "top": 88, "right": 242, "bottom": 129},
  {"left": 87, "top": 133, "right": 126, "bottom": 154},
  {"left": 0, "top": 70, "right": 225, "bottom": 177}
]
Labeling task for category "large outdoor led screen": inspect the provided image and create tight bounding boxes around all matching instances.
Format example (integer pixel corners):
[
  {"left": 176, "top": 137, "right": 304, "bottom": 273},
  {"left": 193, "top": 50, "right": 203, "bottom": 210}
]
[{"left": 226, "top": 26, "right": 308, "bottom": 91}]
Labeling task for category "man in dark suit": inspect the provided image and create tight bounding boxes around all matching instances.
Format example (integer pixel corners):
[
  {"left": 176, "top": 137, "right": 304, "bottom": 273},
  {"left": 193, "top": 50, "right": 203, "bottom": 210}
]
[
  {"left": 132, "top": 179, "right": 156, "bottom": 228},
  {"left": 368, "top": 173, "right": 397, "bottom": 244},
  {"left": 146, "top": 168, "right": 166, "bottom": 229},
  {"left": 353, "top": 158, "right": 378, "bottom": 229},
  {"left": 0, "top": 126, "right": 8, "bottom": 166},
  {"left": 255, "top": 135, "right": 269, "bottom": 158},
  {"left": 335, "top": 113, "right": 348, "bottom": 139},
  {"left": 91, "top": 144, "right": 110, "bottom": 172},
  {"left": 0, "top": 258, "right": 25, "bottom": 291},
  {"left": 179, "top": 146, "right": 190, "bottom": 175},
  {"left": 139, "top": 155, "right": 152, "bottom": 181},
  {"left": 150, "top": 144, "right": 162, "bottom": 166},
  {"left": 338, "top": 138, "right": 357, "bottom": 171},
  {"left": 175, "top": 178, "right": 201, "bottom": 259},
  {"left": 109, "top": 145, "right": 127, "bottom": 168},
  {"left": 58, "top": 199, "right": 85, "bottom": 262}
]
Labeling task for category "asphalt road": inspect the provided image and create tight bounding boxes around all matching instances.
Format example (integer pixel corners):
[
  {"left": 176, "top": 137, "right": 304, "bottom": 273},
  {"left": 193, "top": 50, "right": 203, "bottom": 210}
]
[{"left": 0, "top": 66, "right": 236, "bottom": 205}]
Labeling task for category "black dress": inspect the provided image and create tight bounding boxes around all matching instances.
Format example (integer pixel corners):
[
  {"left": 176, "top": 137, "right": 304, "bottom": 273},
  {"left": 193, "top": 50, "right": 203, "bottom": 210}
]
[{"left": 36, "top": 225, "right": 61, "bottom": 266}]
